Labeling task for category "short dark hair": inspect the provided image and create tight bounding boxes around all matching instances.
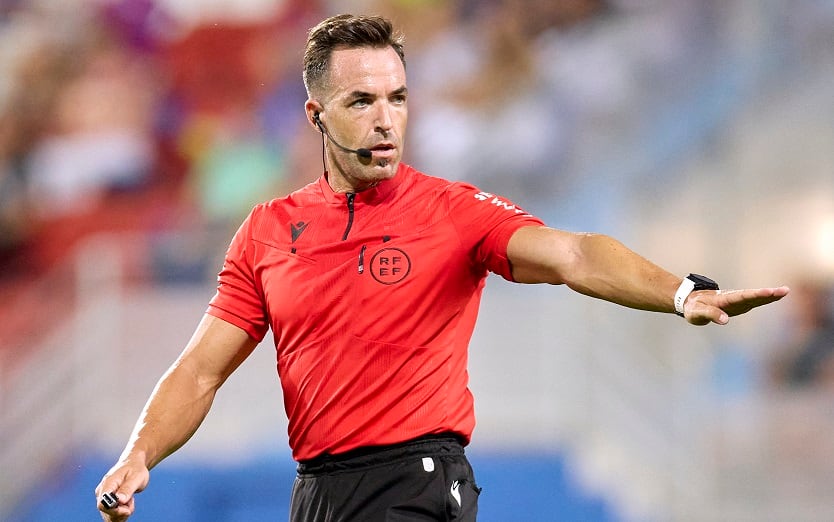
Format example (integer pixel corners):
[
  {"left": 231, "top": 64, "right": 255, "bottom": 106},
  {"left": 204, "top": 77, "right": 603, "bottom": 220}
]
[{"left": 303, "top": 14, "right": 406, "bottom": 96}]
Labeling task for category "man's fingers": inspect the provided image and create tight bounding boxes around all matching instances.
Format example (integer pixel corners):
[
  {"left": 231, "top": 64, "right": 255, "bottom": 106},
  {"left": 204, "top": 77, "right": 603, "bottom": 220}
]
[
  {"left": 98, "top": 491, "right": 131, "bottom": 508},
  {"left": 687, "top": 303, "right": 726, "bottom": 326},
  {"left": 720, "top": 287, "right": 790, "bottom": 317},
  {"left": 685, "top": 286, "right": 789, "bottom": 325},
  {"left": 727, "top": 286, "right": 790, "bottom": 302},
  {"left": 97, "top": 491, "right": 135, "bottom": 522}
]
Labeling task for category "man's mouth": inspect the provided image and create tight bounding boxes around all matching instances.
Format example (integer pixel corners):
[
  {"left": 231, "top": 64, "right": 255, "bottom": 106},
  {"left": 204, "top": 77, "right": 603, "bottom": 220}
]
[
  {"left": 370, "top": 142, "right": 395, "bottom": 152},
  {"left": 366, "top": 143, "right": 396, "bottom": 159}
]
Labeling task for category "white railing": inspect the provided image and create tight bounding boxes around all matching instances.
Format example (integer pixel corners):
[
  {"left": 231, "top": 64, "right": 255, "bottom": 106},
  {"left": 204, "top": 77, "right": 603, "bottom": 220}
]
[{"left": 0, "top": 235, "right": 124, "bottom": 517}]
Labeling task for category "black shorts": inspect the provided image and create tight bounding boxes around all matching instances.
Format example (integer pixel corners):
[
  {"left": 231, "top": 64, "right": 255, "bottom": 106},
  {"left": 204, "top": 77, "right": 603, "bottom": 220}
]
[{"left": 290, "top": 434, "right": 481, "bottom": 522}]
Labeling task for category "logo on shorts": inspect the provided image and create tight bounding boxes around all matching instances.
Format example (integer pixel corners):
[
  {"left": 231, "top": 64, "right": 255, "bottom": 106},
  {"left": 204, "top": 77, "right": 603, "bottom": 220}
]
[
  {"left": 450, "top": 481, "right": 462, "bottom": 507},
  {"left": 370, "top": 248, "right": 411, "bottom": 284}
]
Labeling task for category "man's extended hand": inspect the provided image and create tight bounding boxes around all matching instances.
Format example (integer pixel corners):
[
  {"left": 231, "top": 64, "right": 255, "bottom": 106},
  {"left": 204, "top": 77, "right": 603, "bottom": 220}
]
[{"left": 684, "top": 286, "right": 790, "bottom": 326}]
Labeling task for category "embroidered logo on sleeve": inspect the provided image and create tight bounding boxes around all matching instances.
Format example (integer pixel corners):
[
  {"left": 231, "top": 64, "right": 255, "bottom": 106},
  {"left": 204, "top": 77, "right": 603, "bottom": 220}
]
[{"left": 473, "top": 191, "right": 532, "bottom": 216}]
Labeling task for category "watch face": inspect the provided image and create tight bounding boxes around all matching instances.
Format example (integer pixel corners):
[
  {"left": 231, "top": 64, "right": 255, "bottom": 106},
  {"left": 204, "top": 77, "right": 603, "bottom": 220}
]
[{"left": 689, "top": 273, "right": 719, "bottom": 290}]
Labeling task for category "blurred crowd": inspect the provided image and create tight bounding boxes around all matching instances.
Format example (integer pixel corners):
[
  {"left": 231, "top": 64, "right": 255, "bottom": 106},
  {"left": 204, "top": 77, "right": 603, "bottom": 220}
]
[
  {"left": 1, "top": 0, "right": 833, "bottom": 361},
  {"left": 768, "top": 278, "right": 834, "bottom": 391},
  {"left": 2, "top": 0, "right": 832, "bottom": 278},
  {"left": 0, "top": 0, "right": 325, "bottom": 284}
]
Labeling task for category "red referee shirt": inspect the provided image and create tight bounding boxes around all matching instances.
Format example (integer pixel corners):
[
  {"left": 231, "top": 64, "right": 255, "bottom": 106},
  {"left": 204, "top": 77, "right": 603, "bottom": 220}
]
[{"left": 207, "top": 163, "right": 544, "bottom": 461}]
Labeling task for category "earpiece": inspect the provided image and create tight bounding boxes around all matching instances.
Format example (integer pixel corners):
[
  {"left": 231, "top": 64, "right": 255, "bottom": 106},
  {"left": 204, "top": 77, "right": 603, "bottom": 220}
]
[{"left": 313, "top": 111, "right": 372, "bottom": 159}]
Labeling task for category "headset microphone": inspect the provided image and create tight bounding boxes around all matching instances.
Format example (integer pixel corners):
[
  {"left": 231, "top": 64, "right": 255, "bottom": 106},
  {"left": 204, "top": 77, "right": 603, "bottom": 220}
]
[{"left": 314, "top": 113, "right": 372, "bottom": 159}]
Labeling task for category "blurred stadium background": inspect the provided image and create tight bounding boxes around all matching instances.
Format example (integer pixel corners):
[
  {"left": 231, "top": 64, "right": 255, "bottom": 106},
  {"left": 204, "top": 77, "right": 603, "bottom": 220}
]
[{"left": 1, "top": 0, "right": 833, "bottom": 520}]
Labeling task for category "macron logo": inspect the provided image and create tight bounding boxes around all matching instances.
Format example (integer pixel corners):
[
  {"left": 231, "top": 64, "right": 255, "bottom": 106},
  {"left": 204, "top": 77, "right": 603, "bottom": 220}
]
[
  {"left": 450, "top": 480, "right": 462, "bottom": 507},
  {"left": 290, "top": 221, "right": 309, "bottom": 243},
  {"left": 473, "top": 191, "right": 531, "bottom": 216}
]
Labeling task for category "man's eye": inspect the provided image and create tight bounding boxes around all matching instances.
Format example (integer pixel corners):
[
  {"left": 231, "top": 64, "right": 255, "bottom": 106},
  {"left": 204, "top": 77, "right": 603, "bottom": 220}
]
[
  {"left": 352, "top": 99, "right": 370, "bottom": 107},
  {"left": 391, "top": 95, "right": 407, "bottom": 104}
]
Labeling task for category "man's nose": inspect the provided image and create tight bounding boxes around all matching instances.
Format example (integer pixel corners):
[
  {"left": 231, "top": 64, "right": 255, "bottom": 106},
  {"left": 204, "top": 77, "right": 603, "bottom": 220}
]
[{"left": 374, "top": 103, "right": 393, "bottom": 132}]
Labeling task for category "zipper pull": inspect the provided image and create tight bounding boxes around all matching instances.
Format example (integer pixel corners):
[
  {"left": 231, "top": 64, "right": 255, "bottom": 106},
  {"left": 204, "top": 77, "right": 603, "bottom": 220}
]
[
  {"left": 358, "top": 245, "right": 366, "bottom": 274},
  {"left": 342, "top": 192, "right": 356, "bottom": 241}
]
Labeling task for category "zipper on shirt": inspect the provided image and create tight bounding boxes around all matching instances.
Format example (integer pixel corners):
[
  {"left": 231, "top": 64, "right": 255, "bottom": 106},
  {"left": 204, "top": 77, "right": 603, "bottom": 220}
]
[
  {"left": 358, "top": 244, "right": 366, "bottom": 273},
  {"left": 342, "top": 192, "right": 355, "bottom": 241}
]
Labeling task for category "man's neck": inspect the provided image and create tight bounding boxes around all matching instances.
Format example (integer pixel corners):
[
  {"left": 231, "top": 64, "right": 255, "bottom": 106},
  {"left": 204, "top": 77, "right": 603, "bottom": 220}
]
[{"left": 327, "top": 173, "right": 381, "bottom": 194}]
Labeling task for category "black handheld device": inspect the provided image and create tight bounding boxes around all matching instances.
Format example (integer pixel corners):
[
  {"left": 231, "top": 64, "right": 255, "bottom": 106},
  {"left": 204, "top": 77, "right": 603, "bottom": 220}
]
[{"left": 100, "top": 491, "right": 119, "bottom": 510}]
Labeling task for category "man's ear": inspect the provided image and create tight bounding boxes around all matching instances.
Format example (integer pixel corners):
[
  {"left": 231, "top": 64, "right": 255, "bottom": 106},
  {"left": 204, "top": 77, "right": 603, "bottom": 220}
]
[{"left": 305, "top": 100, "right": 323, "bottom": 129}]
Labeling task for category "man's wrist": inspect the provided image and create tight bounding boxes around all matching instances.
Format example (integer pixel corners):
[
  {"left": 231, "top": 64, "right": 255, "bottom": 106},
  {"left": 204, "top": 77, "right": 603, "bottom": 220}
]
[
  {"left": 117, "top": 447, "right": 151, "bottom": 470},
  {"left": 674, "top": 274, "right": 719, "bottom": 317}
]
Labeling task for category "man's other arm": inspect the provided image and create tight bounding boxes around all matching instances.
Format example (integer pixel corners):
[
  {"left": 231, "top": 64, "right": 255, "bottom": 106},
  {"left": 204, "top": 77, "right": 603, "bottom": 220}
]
[{"left": 95, "top": 314, "right": 259, "bottom": 521}]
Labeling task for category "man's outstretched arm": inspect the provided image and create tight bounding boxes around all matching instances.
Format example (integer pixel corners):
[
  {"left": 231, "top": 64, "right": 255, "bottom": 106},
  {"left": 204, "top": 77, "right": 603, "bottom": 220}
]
[
  {"left": 94, "top": 314, "right": 259, "bottom": 521},
  {"left": 507, "top": 225, "right": 788, "bottom": 325}
]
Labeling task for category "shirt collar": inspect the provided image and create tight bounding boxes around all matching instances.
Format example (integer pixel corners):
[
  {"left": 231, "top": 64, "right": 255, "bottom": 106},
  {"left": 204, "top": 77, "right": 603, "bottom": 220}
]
[{"left": 318, "top": 163, "right": 411, "bottom": 205}]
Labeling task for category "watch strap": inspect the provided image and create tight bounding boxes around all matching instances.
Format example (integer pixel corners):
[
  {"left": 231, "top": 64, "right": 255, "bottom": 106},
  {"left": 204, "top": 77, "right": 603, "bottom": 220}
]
[
  {"left": 674, "top": 277, "right": 697, "bottom": 316},
  {"left": 674, "top": 273, "right": 720, "bottom": 317}
]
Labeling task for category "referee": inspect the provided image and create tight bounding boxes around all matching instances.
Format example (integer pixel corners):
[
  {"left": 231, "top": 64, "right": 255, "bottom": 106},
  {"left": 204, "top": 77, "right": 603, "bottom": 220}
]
[{"left": 96, "top": 14, "right": 788, "bottom": 521}]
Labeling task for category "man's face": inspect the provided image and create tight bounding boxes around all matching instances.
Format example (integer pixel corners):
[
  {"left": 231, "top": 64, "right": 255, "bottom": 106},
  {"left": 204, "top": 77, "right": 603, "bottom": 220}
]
[{"left": 308, "top": 46, "right": 408, "bottom": 192}]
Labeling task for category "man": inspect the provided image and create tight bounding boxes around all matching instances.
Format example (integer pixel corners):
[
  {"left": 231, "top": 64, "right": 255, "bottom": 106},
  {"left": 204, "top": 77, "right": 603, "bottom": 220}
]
[{"left": 95, "top": 14, "right": 788, "bottom": 522}]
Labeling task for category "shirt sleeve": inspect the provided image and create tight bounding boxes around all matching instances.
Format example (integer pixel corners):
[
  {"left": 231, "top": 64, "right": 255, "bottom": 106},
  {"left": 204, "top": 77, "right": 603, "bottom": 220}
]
[
  {"left": 206, "top": 208, "right": 270, "bottom": 341},
  {"left": 446, "top": 182, "right": 545, "bottom": 281}
]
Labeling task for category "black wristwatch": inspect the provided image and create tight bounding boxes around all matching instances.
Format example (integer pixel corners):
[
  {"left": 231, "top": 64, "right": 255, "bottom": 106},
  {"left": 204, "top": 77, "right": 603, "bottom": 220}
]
[{"left": 674, "top": 273, "right": 719, "bottom": 317}]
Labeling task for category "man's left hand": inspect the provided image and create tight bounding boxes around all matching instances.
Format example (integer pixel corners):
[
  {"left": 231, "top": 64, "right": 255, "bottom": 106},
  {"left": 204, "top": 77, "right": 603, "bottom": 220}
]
[{"left": 684, "top": 286, "right": 790, "bottom": 325}]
